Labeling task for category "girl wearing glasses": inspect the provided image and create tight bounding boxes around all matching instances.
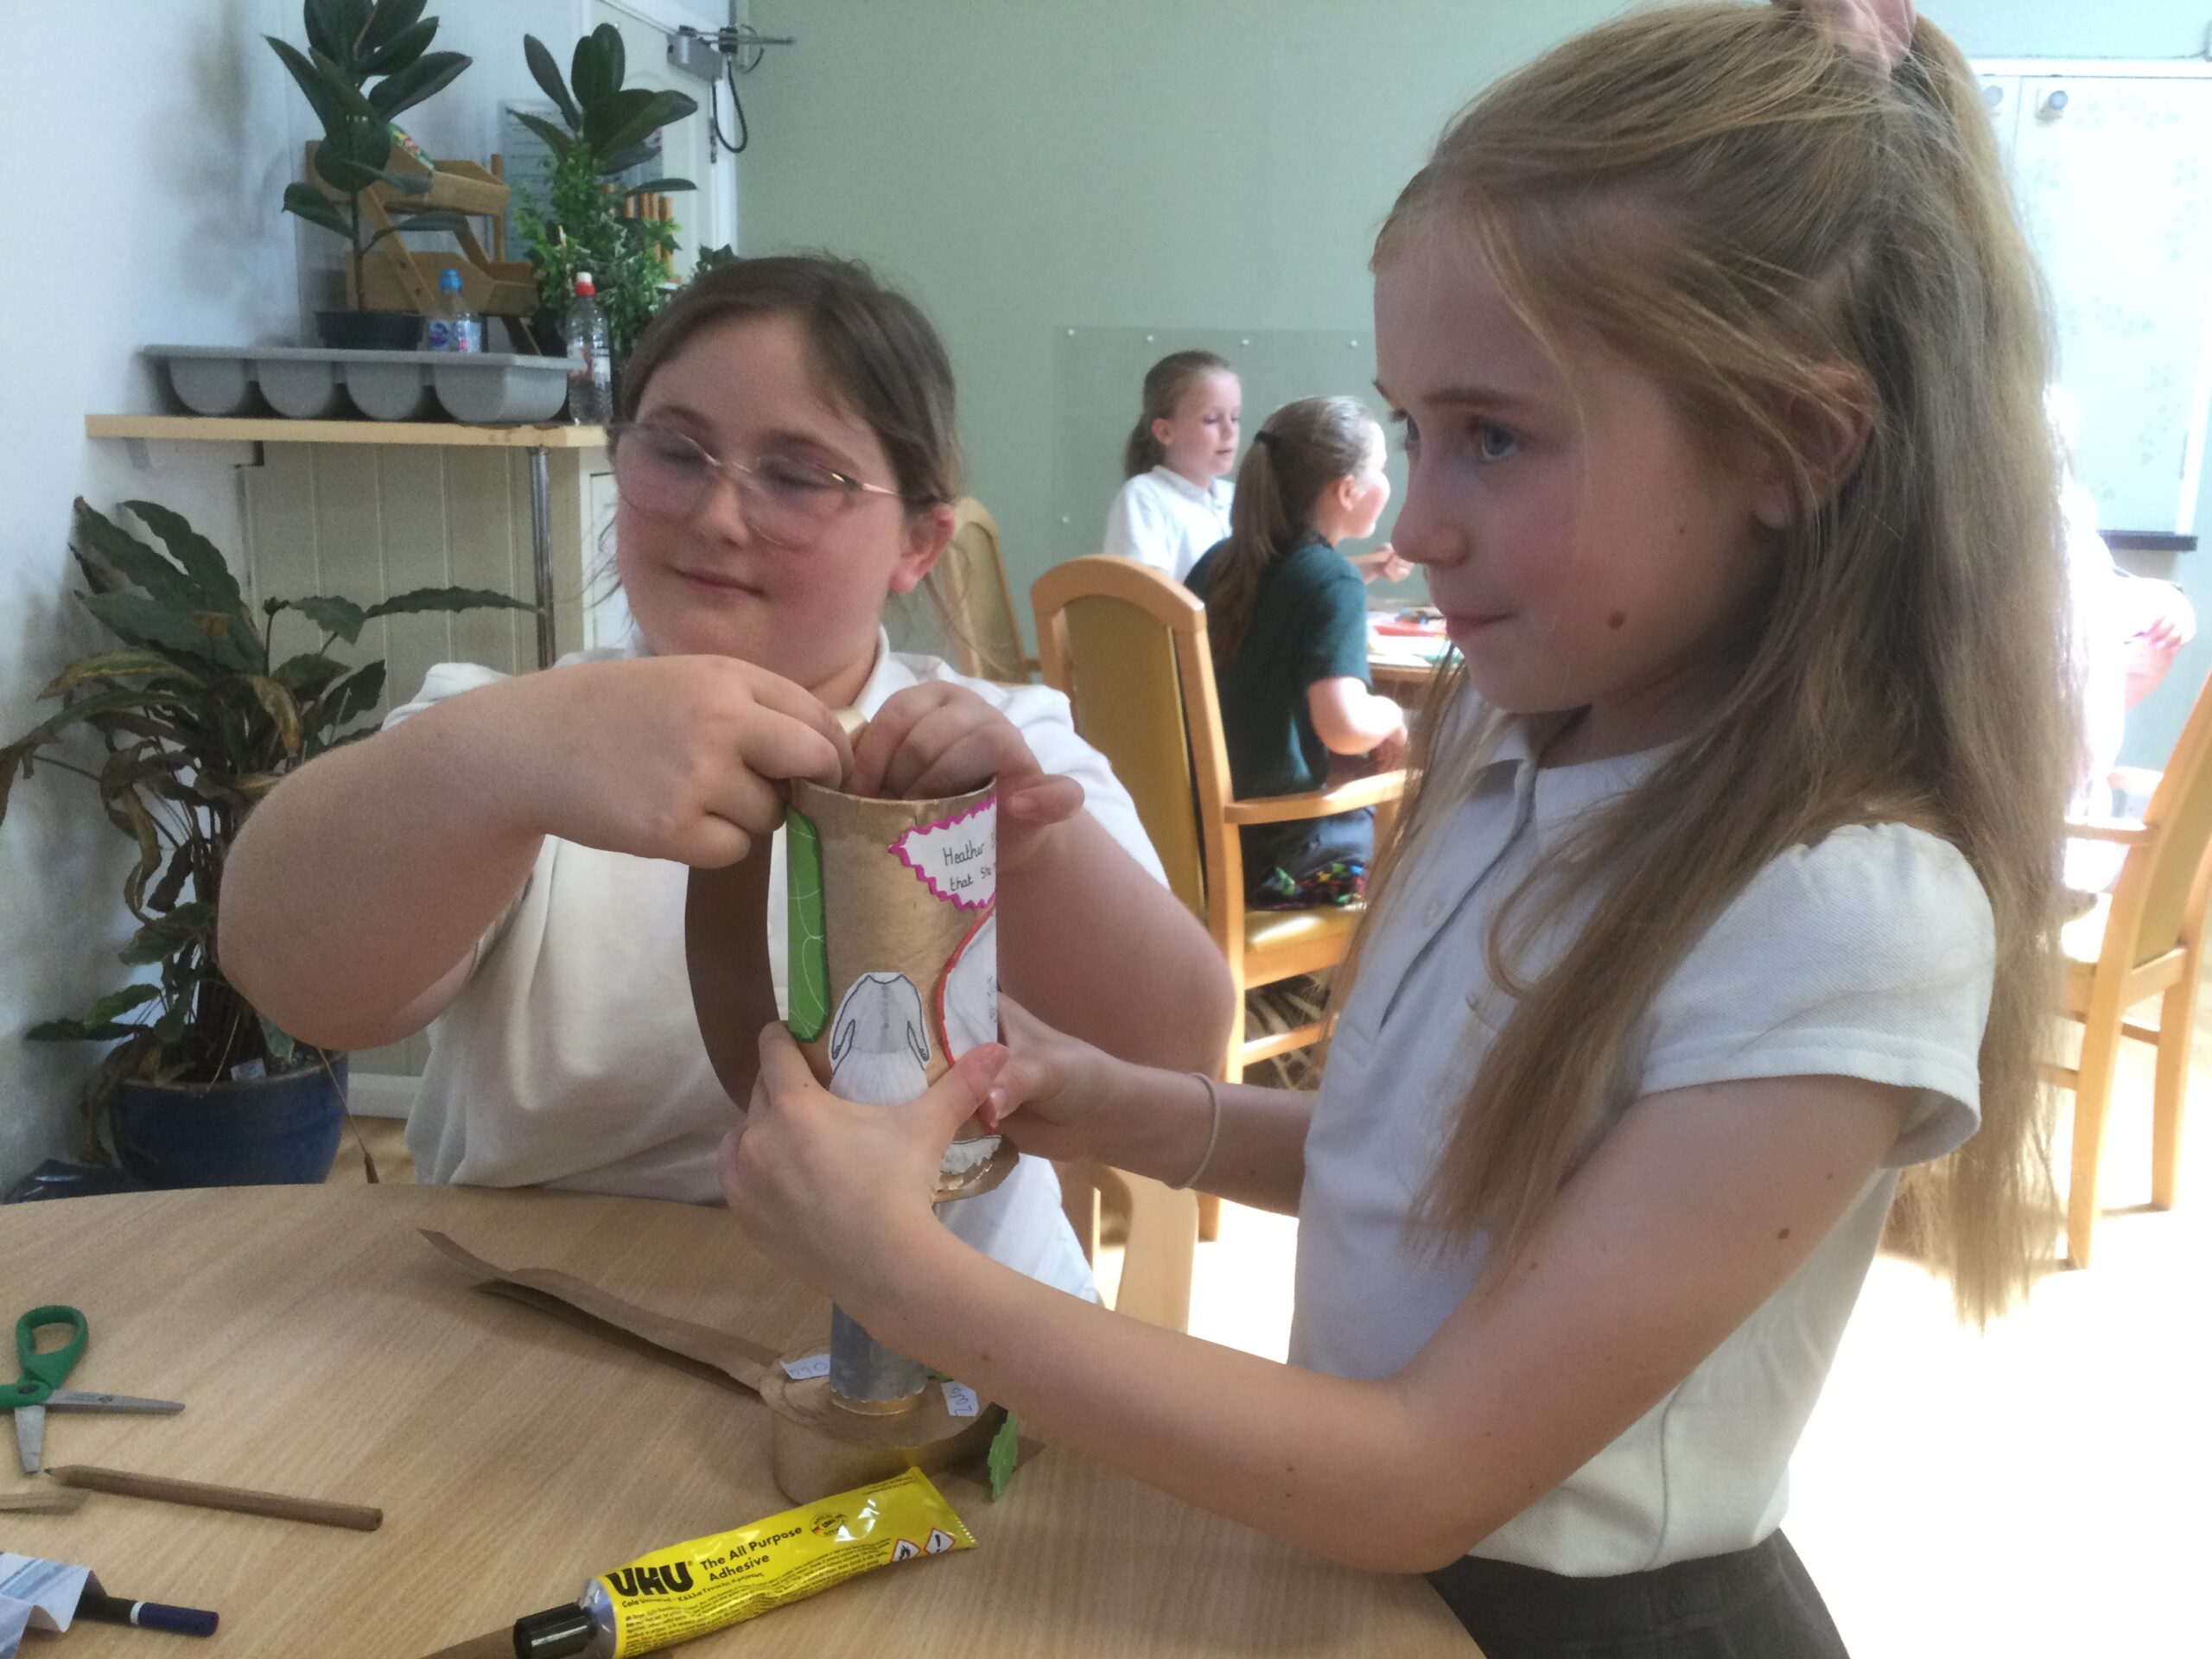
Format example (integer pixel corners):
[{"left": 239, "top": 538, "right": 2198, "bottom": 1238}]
[{"left": 221, "top": 256, "right": 1236, "bottom": 1295}]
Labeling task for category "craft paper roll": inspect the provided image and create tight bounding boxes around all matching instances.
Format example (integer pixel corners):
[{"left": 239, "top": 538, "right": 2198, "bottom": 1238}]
[{"left": 787, "top": 778, "right": 1005, "bottom": 1195}]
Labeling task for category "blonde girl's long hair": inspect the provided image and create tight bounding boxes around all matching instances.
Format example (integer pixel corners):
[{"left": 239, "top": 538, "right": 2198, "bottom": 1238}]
[
  {"left": 1351, "top": 6, "right": 2069, "bottom": 1324},
  {"left": 1207, "top": 397, "right": 1379, "bottom": 662}
]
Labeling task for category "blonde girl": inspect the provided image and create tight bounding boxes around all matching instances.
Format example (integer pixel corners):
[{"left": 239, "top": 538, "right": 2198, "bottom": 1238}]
[
  {"left": 221, "top": 256, "right": 1234, "bottom": 1296},
  {"left": 1185, "top": 395, "right": 1408, "bottom": 907},
  {"left": 1102, "top": 348, "right": 1242, "bottom": 580},
  {"left": 724, "top": 7, "right": 2064, "bottom": 1654}
]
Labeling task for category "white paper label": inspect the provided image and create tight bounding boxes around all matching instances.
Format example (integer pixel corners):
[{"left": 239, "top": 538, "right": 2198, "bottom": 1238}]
[
  {"left": 940, "top": 1380, "right": 981, "bottom": 1418},
  {"left": 891, "top": 798, "right": 996, "bottom": 910},
  {"left": 780, "top": 1352, "right": 830, "bottom": 1381}
]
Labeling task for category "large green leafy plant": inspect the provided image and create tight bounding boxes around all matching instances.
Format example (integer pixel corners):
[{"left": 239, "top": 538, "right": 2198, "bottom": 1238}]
[
  {"left": 515, "top": 25, "right": 699, "bottom": 361},
  {"left": 268, "top": 0, "right": 474, "bottom": 311},
  {"left": 0, "top": 500, "right": 531, "bottom": 1120}
]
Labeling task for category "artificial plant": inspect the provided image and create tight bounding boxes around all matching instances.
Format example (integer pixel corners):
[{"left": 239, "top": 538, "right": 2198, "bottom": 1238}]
[
  {"left": 268, "top": 0, "right": 474, "bottom": 311},
  {"left": 514, "top": 25, "right": 700, "bottom": 361},
  {"left": 0, "top": 499, "right": 532, "bottom": 1121}
]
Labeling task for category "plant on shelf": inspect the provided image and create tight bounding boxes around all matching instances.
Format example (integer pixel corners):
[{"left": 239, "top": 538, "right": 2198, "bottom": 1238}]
[
  {"left": 0, "top": 499, "right": 532, "bottom": 1184},
  {"left": 514, "top": 25, "right": 700, "bottom": 364},
  {"left": 267, "top": 0, "right": 474, "bottom": 339}
]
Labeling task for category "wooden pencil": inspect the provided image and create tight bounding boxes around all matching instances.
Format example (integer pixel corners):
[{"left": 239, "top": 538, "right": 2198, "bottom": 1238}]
[{"left": 45, "top": 1465, "right": 382, "bottom": 1531}]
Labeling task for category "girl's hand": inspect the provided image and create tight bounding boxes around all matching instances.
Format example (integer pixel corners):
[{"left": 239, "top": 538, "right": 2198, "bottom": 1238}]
[
  {"left": 1370, "top": 718, "right": 1411, "bottom": 773},
  {"left": 718, "top": 1024, "right": 1011, "bottom": 1300},
  {"left": 847, "top": 683, "right": 1085, "bottom": 868},
  {"left": 488, "top": 655, "right": 850, "bottom": 867},
  {"left": 1354, "top": 544, "right": 1414, "bottom": 584},
  {"left": 981, "top": 996, "right": 1116, "bottom": 1163}
]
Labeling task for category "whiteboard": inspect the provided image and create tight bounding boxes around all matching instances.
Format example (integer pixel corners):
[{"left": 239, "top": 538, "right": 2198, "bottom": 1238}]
[{"left": 1979, "top": 63, "right": 2212, "bottom": 536}]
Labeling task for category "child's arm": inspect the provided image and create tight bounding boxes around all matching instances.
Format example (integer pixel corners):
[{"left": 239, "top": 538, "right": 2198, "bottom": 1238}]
[
  {"left": 988, "top": 1000, "right": 1312, "bottom": 1214},
  {"left": 724, "top": 1034, "right": 1907, "bottom": 1573},
  {"left": 849, "top": 686, "right": 1236, "bottom": 1075},
  {"left": 1308, "top": 678, "right": 1408, "bottom": 768},
  {"left": 220, "top": 657, "right": 849, "bottom": 1052}
]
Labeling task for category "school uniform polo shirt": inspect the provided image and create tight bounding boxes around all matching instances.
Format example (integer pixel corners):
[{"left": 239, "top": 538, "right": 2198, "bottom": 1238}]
[
  {"left": 1103, "top": 465, "right": 1234, "bottom": 582},
  {"left": 1291, "top": 709, "right": 1994, "bottom": 1574},
  {"left": 1185, "top": 537, "right": 1372, "bottom": 876}
]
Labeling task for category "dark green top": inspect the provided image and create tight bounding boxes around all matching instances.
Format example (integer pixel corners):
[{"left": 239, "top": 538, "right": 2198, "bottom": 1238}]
[{"left": 1185, "top": 536, "right": 1371, "bottom": 809}]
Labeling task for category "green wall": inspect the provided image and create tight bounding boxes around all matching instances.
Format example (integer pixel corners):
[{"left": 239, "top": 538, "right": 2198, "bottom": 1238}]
[{"left": 736, "top": 1, "right": 2212, "bottom": 760}]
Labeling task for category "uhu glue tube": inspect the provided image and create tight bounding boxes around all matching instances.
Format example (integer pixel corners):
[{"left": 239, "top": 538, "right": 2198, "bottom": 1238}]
[{"left": 510, "top": 1469, "right": 975, "bottom": 1657}]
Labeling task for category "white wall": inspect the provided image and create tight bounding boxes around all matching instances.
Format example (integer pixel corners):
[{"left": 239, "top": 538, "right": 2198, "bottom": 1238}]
[{"left": 0, "top": 0, "right": 731, "bottom": 1189}]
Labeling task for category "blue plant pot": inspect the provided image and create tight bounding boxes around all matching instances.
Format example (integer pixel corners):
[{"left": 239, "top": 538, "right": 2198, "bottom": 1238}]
[{"left": 108, "top": 1057, "right": 350, "bottom": 1188}]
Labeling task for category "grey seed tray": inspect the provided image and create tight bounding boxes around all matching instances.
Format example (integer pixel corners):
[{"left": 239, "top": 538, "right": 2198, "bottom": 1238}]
[{"left": 146, "top": 345, "right": 582, "bottom": 425}]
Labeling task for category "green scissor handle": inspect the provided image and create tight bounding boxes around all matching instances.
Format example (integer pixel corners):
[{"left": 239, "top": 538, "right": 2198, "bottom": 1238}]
[{"left": 5, "top": 1305, "right": 87, "bottom": 1409}]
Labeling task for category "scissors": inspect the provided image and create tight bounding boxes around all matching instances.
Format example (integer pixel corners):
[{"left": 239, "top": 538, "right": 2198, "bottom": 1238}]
[{"left": 5, "top": 1306, "right": 184, "bottom": 1474}]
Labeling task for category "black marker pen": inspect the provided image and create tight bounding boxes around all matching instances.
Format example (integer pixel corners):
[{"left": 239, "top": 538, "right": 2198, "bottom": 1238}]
[{"left": 78, "top": 1589, "right": 219, "bottom": 1637}]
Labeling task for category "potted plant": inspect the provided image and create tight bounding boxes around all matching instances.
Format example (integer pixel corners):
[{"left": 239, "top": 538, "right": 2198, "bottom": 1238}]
[
  {"left": 514, "top": 26, "right": 699, "bottom": 371},
  {"left": 268, "top": 0, "right": 474, "bottom": 349},
  {"left": 0, "top": 499, "right": 532, "bottom": 1186}
]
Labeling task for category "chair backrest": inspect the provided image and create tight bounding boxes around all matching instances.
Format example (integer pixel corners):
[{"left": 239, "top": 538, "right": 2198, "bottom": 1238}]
[
  {"left": 940, "top": 498, "right": 1029, "bottom": 682},
  {"left": 2112, "top": 669, "right": 2212, "bottom": 963},
  {"left": 1032, "top": 556, "right": 1241, "bottom": 945}
]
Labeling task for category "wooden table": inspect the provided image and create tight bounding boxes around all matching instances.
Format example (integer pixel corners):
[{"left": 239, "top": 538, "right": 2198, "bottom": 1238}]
[{"left": 3, "top": 1185, "right": 1475, "bottom": 1656}]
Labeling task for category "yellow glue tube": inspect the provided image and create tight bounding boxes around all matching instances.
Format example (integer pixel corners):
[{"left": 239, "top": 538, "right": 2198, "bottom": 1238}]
[{"left": 511, "top": 1469, "right": 976, "bottom": 1657}]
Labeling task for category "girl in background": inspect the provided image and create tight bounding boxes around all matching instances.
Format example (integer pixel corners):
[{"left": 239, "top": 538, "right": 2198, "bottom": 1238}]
[
  {"left": 1185, "top": 396, "right": 1408, "bottom": 907},
  {"left": 1103, "top": 349, "right": 1241, "bottom": 580}
]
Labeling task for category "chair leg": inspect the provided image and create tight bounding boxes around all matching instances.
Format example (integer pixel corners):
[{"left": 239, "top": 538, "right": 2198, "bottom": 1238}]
[
  {"left": 1114, "top": 1173, "right": 1198, "bottom": 1332},
  {"left": 2067, "top": 1011, "right": 2126, "bottom": 1268},
  {"left": 2152, "top": 956, "right": 2199, "bottom": 1211},
  {"left": 1200, "top": 1000, "right": 1248, "bottom": 1247},
  {"left": 1056, "top": 1160, "right": 1101, "bottom": 1265}
]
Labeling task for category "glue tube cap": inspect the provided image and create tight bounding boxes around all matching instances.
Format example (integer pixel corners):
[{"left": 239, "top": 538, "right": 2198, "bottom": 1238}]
[{"left": 512, "top": 1604, "right": 594, "bottom": 1658}]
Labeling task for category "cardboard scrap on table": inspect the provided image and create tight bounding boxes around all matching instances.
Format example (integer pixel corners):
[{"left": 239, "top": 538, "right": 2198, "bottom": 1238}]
[
  {"left": 417, "top": 1231, "right": 1047, "bottom": 1498},
  {"left": 419, "top": 1230, "right": 780, "bottom": 1395}
]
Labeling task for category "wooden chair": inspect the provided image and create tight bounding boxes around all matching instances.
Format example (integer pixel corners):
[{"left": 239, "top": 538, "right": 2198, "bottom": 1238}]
[
  {"left": 2055, "top": 671, "right": 2212, "bottom": 1267},
  {"left": 1033, "top": 556, "right": 1405, "bottom": 1247},
  {"left": 940, "top": 498, "right": 1038, "bottom": 683}
]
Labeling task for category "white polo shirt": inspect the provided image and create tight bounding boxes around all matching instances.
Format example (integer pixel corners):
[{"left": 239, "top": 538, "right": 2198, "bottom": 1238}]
[
  {"left": 383, "top": 633, "right": 1170, "bottom": 1300},
  {"left": 1290, "top": 712, "right": 1994, "bottom": 1575},
  {"left": 1102, "top": 465, "right": 1234, "bottom": 582}
]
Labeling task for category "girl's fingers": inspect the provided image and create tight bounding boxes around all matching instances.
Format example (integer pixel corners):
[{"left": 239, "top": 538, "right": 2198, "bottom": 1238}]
[
  {"left": 702, "top": 769, "right": 789, "bottom": 842},
  {"left": 879, "top": 702, "right": 1001, "bottom": 798},
  {"left": 918, "top": 1043, "right": 1012, "bottom": 1143},
  {"left": 755, "top": 1021, "right": 819, "bottom": 1105},
  {"left": 1003, "top": 775, "right": 1085, "bottom": 827},
  {"left": 904, "top": 723, "right": 1026, "bottom": 802},
  {"left": 734, "top": 672, "right": 854, "bottom": 783},
  {"left": 848, "top": 685, "right": 951, "bottom": 796}
]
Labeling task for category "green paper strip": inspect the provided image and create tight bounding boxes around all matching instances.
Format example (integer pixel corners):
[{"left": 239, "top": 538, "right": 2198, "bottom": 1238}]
[
  {"left": 988, "top": 1413, "right": 1020, "bottom": 1501},
  {"left": 787, "top": 808, "right": 829, "bottom": 1042}
]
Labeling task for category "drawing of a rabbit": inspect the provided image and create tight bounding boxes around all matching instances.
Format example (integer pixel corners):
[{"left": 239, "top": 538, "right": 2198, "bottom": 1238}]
[{"left": 828, "top": 972, "right": 932, "bottom": 1107}]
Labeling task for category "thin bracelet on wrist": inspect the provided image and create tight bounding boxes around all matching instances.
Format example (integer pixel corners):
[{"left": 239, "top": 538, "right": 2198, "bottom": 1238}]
[{"left": 1167, "top": 1072, "right": 1224, "bottom": 1192}]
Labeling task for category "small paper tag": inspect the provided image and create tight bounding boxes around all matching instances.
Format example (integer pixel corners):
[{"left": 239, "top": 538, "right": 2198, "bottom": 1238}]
[
  {"left": 891, "top": 797, "right": 997, "bottom": 910},
  {"left": 780, "top": 1353, "right": 830, "bottom": 1381},
  {"left": 941, "top": 1380, "right": 981, "bottom": 1418}
]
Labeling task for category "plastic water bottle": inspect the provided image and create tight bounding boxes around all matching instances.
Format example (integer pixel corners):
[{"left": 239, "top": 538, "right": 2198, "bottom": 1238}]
[
  {"left": 423, "top": 267, "right": 481, "bottom": 353},
  {"left": 566, "top": 271, "right": 613, "bottom": 424}
]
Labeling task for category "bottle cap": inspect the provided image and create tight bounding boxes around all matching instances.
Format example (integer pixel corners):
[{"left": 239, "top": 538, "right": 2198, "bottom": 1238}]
[
  {"left": 575, "top": 272, "right": 595, "bottom": 296},
  {"left": 440, "top": 268, "right": 463, "bottom": 292},
  {"left": 512, "top": 1603, "right": 595, "bottom": 1657}
]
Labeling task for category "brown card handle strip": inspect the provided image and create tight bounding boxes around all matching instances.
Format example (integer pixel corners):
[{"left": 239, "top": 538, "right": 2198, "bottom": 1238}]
[
  {"left": 421, "top": 1230, "right": 779, "bottom": 1395},
  {"left": 684, "top": 846, "right": 781, "bottom": 1113}
]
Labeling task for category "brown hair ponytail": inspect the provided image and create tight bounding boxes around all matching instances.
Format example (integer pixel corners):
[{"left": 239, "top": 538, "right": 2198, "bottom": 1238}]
[{"left": 1206, "top": 396, "right": 1379, "bottom": 662}]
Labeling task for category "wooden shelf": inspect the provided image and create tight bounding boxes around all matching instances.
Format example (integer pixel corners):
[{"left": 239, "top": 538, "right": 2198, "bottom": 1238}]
[{"left": 86, "top": 414, "right": 607, "bottom": 449}]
